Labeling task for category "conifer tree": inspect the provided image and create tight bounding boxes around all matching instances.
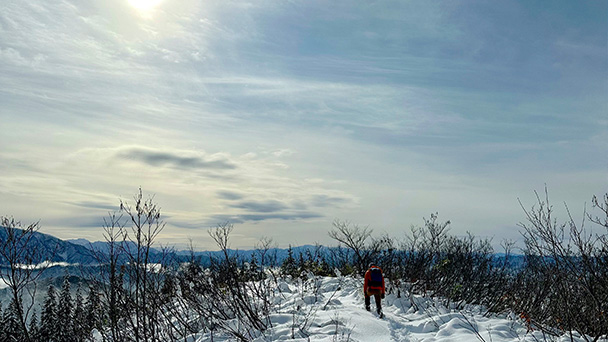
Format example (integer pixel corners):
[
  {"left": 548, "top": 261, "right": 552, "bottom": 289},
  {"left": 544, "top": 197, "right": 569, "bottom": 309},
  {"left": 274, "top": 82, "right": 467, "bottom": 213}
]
[
  {"left": 85, "top": 285, "right": 103, "bottom": 338},
  {"left": 297, "top": 251, "right": 306, "bottom": 277},
  {"left": 0, "top": 303, "right": 5, "bottom": 341},
  {"left": 319, "top": 257, "right": 331, "bottom": 276},
  {"left": 72, "top": 285, "right": 86, "bottom": 341},
  {"left": 0, "top": 303, "right": 9, "bottom": 342},
  {"left": 160, "top": 273, "right": 177, "bottom": 303},
  {"left": 39, "top": 284, "right": 58, "bottom": 342},
  {"left": 281, "top": 245, "right": 298, "bottom": 279},
  {"left": 4, "top": 298, "right": 23, "bottom": 341},
  {"left": 248, "top": 253, "right": 263, "bottom": 281},
  {"left": 56, "top": 276, "right": 73, "bottom": 342},
  {"left": 28, "top": 309, "right": 39, "bottom": 342}
]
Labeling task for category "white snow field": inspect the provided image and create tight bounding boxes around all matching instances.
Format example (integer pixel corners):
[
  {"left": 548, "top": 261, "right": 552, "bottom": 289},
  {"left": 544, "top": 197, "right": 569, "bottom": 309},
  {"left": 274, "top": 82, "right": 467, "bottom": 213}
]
[{"left": 186, "top": 276, "right": 600, "bottom": 342}]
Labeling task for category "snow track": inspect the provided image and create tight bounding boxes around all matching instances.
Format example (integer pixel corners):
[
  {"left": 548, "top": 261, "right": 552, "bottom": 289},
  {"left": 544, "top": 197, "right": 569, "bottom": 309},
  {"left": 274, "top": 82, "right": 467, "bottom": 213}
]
[{"left": 188, "top": 276, "right": 601, "bottom": 342}]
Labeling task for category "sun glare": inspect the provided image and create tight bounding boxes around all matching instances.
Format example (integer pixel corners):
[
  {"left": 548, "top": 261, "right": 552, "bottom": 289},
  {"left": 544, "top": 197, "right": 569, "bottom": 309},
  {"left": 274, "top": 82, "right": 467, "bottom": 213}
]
[{"left": 128, "top": 0, "right": 163, "bottom": 12}]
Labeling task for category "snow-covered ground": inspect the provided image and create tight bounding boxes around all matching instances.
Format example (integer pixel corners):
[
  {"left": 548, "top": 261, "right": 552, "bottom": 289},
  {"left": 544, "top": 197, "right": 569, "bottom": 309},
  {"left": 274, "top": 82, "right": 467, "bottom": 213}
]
[{"left": 187, "top": 276, "right": 599, "bottom": 342}]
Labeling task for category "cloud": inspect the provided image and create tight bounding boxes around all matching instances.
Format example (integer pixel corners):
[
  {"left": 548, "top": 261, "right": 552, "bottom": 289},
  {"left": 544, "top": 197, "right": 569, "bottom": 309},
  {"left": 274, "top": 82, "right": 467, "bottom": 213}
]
[
  {"left": 0, "top": 48, "right": 47, "bottom": 68},
  {"left": 46, "top": 215, "right": 109, "bottom": 230},
  {"left": 115, "top": 146, "right": 236, "bottom": 170},
  {"left": 59, "top": 144, "right": 358, "bottom": 230},
  {"left": 217, "top": 190, "right": 245, "bottom": 201},
  {"left": 240, "top": 212, "right": 322, "bottom": 222},
  {"left": 209, "top": 211, "right": 323, "bottom": 225},
  {"left": 230, "top": 200, "right": 289, "bottom": 213},
  {"left": 207, "top": 190, "right": 357, "bottom": 225},
  {"left": 68, "top": 201, "right": 118, "bottom": 212},
  {"left": 17, "top": 261, "right": 75, "bottom": 270},
  {"left": 272, "top": 149, "right": 295, "bottom": 157},
  {"left": 311, "top": 194, "right": 351, "bottom": 208}
]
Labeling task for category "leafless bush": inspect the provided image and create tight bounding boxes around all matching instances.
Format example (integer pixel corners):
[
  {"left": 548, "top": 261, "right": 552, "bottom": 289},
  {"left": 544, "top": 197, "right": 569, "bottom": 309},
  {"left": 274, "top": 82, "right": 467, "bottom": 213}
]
[
  {"left": 399, "top": 213, "right": 451, "bottom": 294},
  {"left": 176, "top": 222, "right": 273, "bottom": 341},
  {"left": 328, "top": 219, "right": 390, "bottom": 275},
  {"left": 397, "top": 213, "right": 513, "bottom": 314},
  {"left": 513, "top": 189, "right": 608, "bottom": 341},
  {"left": 119, "top": 188, "right": 174, "bottom": 342},
  {"left": 87, "top": 211, "right": 128, "bottom": 342},
  {"left": 0, "top": 217, "right": 55, "bottom": 342},
  {"left": 85, "top": 189, "right": 177, "bottom": 342}
]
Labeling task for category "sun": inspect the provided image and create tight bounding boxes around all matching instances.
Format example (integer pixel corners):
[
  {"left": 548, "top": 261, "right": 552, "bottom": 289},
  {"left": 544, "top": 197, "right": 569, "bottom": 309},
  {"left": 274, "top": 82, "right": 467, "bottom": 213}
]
[{"left": 128, "top": 0, "right": 163, "bottom": 12}]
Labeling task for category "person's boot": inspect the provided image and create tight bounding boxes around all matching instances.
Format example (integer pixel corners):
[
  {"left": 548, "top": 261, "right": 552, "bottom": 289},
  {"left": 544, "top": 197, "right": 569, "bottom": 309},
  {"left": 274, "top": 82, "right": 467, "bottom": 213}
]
[{"left": 365, "top": 305, "right": 370, "bottom": 311}]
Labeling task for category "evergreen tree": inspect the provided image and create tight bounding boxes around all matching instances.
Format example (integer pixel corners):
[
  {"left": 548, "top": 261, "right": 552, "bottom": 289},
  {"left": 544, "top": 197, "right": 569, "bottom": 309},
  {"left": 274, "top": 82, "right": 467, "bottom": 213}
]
[
  {"left": 160, "top": 272, "right": 177, "bottom": 303},
  {"left": 56, "top": 276, "right": 73, "bottom": 342},
  {"left": 39, "top": 285, "right": 58, "bottom": 342},
  {"left": 305, "top": 249, "right": 318, "bottom": 274},
  {"left": 4, "top": 298, "right": 23, "bottom": 341},
  {"left": 248, "top": 253, "right": 264, "bottom": 281},
  {"left": 84, "top": 285, "right": 103, "bottom": 338},
  {"left": 28, "top": 309, "right": 39, "bottom": 342},
  {"left": 72, "top": 285, "right": 86, "bottom": 341},
  {"left": 0, "top": 303, "right": 5, "bottom": 341},
  {"left": 297, "top": 251, "right": 306, "bottom": 277},
  {"left": 281, "top": 245, "right": 298, "bottom": 279},
  {"left": 318, "top": 257, "right": 332, "bottom": 276}
]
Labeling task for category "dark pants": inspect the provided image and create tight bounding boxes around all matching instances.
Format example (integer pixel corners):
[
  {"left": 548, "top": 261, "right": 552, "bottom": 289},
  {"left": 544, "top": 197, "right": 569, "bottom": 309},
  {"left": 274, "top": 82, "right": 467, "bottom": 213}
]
[{"left": 365, "top": 290, "right": 382, "bottom": 313}]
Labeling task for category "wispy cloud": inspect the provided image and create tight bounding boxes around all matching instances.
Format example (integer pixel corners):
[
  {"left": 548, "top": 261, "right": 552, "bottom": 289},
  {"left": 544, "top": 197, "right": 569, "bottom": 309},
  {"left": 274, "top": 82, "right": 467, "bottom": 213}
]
[
  {"left": 217, "top": 190, "right": 245, "bottom": 201},
  {"left": 230, "top": 200, "right": 288, "bottom": 213},
  {"left": 115, "top": 146, "right": 236, "bottom": 170},
  {"left": 68, "top": 201, "right": 118, "bottom": 212},
  {"left": 311, "top": 195, "right": 351, "bottom": 208},
  {"left": 209, "top": 211, "right": 323, "bottom": 225}
]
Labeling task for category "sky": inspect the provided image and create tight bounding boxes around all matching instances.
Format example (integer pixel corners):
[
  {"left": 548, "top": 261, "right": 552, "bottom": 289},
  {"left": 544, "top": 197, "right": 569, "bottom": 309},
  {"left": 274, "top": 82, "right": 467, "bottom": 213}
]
[{"left": 1, "top": 0, "right": 606, "bottom": 251}]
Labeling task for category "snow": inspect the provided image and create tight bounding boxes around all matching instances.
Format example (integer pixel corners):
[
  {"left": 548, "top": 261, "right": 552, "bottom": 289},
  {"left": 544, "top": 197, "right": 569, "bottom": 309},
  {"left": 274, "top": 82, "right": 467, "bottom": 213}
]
[{"left": 186, "top": 276, "right": 601, "bottom": 342}]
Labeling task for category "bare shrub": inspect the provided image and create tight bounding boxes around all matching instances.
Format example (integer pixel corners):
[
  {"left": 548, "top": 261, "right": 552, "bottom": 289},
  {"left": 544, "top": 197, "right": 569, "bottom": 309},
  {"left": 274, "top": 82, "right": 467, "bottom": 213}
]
[
  {"left": 0, "top": 217, "right": 54, "bottom": 342},
  {"left": 514, "top": 189, "right": 608, "bottom": 341},
  {"left": 328, "top": 219, "right": 389, "bottom": 275},
  {"left": 177, "top": 222, "right": 273, "bottom": 341},
  {"left": 119, "top": 188, "right": 173, "bottom": 342},
  {"left": 86, "top": 189, "right": 176, "bottom": 342}
]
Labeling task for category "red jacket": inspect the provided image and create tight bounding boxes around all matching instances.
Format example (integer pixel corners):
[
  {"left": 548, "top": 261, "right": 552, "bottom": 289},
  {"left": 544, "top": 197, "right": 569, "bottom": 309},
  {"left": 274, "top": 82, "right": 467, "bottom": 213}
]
[{"left": 363, "top": 265, "right": 385, "bottom": 295}]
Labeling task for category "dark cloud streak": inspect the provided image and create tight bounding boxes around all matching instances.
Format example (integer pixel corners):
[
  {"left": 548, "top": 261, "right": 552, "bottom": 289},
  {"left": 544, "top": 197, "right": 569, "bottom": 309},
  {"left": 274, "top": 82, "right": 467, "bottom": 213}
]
[
  {"left": 69, "top": 201, "right": 118, "bottom": 212},
  {"left": 208, "top": 211, "right": 323, "bottom": 225},
  {"left": 231, "top": 200, "right": 289, "bottom": 213},
  {"left": 311, "top": 194, "right": 351, "bottom": 208},
  {"left": 116, "top": 147, "right": 236, "bottom": 171},
  {"left": 217, "top": 190, "right": 245, "bottom": 201}
]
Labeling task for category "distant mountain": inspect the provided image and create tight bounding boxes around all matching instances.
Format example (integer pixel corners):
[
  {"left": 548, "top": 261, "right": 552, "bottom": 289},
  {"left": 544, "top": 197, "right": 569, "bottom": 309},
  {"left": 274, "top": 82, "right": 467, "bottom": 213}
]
[
  {"left": 69, "top": 239, "right": 169, "bottom": 263},
  {"left": 3, "top": 228, "right": 524, "bottom": 270},
  {"left": 67, "top": 238, "right": 91, "bottom": 246},
  {"left": 1, "top": 228, "right": 178, "bottom": 265},
  {"left": 172, "top": 244, "right": 330, "bottom": 267},
  {"left": 70, "top": 235, "right": 330, "bottom": 265},
  {"left": 0, "top": 227, "right": 97, "bottom": 264},
  {"left": 70, "top": 238, "right": 137, "bottom": 254},
  {"left": 2, "top": 227, "right": 343, "bottom": 267}
]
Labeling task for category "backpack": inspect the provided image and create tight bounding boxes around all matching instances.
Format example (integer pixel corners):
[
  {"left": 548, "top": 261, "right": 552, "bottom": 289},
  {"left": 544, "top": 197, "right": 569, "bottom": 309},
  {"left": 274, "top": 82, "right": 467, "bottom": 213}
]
[{"left": 368, "top": 267, "right": 383, "bottom": 288}]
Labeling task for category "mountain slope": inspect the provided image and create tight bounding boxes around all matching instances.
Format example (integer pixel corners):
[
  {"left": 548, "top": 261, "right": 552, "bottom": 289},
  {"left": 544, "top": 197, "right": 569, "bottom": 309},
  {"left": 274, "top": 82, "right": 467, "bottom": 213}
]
[{"left": 0, "top": 227, "right": 97, "bottom": 264}]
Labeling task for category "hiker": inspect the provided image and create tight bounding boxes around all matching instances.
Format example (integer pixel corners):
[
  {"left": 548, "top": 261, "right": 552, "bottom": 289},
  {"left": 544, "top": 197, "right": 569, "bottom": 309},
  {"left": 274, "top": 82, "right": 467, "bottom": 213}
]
[{"left": 363, "top": 264, "right": 385, "bottom": 316}]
